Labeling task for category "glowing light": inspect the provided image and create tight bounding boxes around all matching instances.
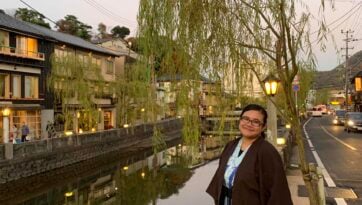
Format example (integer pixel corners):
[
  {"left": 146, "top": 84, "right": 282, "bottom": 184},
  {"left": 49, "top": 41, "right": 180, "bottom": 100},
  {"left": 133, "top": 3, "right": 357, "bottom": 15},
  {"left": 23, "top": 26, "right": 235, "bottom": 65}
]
[
  {"left": 65, "top": 192, "right": 73, "bottom": 197},
  {"left": 123, "top": 124, "right": 129, "bottom": 128},
  {"left": 2, "top": 108, "right": 10, "bottom": 116},
  {"left": 65, "top": 131, "right": 73, "bottom": 136},
  {"left": 277, "top": 137, "right": 286, "bottom": 145},
  {"left": 347, "top": 120, "right": 354, "bottom": 126},
  {"left": 263, "top": 74, "right": 280, "bottom": 96},
  {"left": 123, "top": 166, "right": 129, "bottom": 170}
]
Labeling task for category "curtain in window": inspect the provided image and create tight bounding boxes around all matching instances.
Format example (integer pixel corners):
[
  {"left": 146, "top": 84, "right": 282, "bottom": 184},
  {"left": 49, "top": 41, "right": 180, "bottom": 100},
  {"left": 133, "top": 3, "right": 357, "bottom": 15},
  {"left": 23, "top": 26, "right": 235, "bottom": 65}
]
[
  {"left": 12, "top": 75, "right": 21, "bottom": 98},
  {"left": 0, "top": 74, "right": 9, "bottom": 98},
  {"left": 0, "top": 31, "right": 9, "bottom": 51},
  {"left": 25, "top": 76, "right": 39, "bottom": 98},
  {"left": 27, "top": 38, "right": 38, "bottom": 57}
]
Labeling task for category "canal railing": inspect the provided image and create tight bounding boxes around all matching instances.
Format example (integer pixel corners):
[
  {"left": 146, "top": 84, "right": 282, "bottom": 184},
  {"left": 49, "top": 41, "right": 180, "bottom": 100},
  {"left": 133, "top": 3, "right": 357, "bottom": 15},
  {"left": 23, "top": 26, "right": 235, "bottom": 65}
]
[{"left": 0, "top": 118, "right": 183, "bottom": 183}]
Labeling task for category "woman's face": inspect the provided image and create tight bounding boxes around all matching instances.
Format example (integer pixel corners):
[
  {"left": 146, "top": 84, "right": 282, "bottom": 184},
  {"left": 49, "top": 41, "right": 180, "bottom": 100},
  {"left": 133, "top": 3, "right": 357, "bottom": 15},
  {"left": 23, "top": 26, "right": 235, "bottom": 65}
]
[{"left": 239, "top": 110, "right": 266, "bottom": 139}]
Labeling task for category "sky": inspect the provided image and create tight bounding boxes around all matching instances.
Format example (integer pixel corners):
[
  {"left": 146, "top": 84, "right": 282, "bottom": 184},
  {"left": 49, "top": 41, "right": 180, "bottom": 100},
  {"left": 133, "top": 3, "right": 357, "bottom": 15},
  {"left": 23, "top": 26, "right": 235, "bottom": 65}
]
[{"left": 2, "top": 0, "right": 362, "bottom": 71}]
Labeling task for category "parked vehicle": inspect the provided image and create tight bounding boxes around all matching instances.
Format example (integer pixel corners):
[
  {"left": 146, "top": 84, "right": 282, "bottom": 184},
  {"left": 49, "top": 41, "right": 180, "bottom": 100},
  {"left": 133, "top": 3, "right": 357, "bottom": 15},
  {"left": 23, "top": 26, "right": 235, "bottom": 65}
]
[
  {"left": 333, "top": 109, "right": 346, "bottom": 125},
  {"left": 344, "top": 112, "right": 362, "bottom": 132}
]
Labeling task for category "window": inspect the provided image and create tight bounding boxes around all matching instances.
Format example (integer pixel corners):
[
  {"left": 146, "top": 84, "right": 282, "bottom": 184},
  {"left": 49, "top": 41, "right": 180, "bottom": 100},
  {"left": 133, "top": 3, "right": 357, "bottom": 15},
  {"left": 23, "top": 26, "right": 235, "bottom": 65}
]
[
  {"left": 27, "top": 38, "right": 38, "bottom": 58},
  {"left": 25, "top": 76, "right": 39, "bottom": 98},
  {"left": 12, "top": 110, "right": 41, "bottom": 140},
  {"left": 106, "top": 60, "right": 114, "bottom": 74},
  {"left": 0, "top": 30, "right": 9, "bottom": 51},
  {"left": 11, "top": 75, "right": 21, "bottom": 98},
  {"left": 78, "top": 54, "right": 90, "bottom": 68},
  {"left": 0, "top": 74, "right": 10, "bottom": 98},
  {"left": 92, "top": 57, "right": 101, "bottom": 67},
  {"left": 16, "top": 36, "right": 38, "bottom": 57}
]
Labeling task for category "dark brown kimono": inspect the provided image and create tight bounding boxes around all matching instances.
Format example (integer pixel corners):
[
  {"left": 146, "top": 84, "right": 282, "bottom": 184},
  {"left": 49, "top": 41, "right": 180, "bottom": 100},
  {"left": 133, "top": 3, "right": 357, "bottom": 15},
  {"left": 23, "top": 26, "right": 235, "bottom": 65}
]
[{"left": 206, "top": 137, "right": 293, "bottom": 205}]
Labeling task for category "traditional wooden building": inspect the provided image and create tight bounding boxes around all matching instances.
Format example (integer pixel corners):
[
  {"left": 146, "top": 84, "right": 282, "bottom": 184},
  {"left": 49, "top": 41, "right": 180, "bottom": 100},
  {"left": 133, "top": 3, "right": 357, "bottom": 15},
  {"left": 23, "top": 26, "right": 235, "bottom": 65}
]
[{"left": 0, "top": 11, "right": 119, "bottom": 141}]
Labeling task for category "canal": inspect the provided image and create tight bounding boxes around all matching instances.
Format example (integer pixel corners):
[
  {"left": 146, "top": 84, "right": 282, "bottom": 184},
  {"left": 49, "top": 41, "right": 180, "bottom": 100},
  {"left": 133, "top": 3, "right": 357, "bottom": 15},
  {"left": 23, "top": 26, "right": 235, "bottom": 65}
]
[{"left": 0, "top": 138, "right": 220, "bottom": 205}]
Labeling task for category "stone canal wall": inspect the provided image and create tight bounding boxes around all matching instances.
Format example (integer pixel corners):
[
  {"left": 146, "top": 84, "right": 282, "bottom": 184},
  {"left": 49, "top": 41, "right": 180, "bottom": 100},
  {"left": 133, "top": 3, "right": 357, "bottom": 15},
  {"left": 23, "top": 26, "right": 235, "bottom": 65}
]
[{"left": 0, "top": 119, "right": 182, "bottom": 183}]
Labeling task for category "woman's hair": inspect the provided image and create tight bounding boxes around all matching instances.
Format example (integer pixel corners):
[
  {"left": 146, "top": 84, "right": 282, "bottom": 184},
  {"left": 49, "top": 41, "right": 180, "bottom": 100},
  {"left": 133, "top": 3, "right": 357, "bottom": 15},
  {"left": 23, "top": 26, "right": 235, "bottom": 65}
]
[{"left": 240, "top": 104, "right": 268, "bottom": 138}]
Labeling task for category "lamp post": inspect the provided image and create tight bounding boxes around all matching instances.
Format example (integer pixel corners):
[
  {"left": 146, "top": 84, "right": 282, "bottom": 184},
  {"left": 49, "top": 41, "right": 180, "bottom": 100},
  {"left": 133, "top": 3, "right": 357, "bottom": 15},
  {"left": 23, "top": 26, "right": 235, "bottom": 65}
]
[
  {"left": 263, "top": 74, "right": 280, "bottom": 147},
  {"left": 2, "top": 108, "right": 10, "bottom": 143}
]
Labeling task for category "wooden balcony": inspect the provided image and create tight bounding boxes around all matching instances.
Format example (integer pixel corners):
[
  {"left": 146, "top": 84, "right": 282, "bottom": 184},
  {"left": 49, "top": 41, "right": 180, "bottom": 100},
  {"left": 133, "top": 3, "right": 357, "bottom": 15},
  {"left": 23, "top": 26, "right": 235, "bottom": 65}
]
[{"left": 0, "top": 45, "right": 45, "bottom": 61}]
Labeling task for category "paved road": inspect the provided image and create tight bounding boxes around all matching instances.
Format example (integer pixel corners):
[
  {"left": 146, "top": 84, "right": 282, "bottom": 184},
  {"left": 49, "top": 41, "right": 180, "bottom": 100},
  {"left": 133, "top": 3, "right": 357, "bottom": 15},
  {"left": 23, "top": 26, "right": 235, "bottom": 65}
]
[{"left": 304, "top": 115, "right": 362, "bottom": 205}]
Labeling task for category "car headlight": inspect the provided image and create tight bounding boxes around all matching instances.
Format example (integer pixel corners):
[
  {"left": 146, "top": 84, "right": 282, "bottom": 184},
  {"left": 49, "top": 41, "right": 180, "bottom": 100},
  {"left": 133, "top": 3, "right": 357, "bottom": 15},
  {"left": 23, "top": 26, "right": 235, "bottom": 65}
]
[{"left": 347, "top": 120, "right": 354, "bottom": 126}]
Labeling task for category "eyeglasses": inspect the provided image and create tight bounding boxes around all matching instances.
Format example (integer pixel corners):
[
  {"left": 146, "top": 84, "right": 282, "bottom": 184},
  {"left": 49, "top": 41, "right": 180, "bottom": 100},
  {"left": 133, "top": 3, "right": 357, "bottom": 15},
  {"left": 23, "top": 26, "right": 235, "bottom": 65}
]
[{"left": 240, "top": 116, "right": 263, "bottom": 127}]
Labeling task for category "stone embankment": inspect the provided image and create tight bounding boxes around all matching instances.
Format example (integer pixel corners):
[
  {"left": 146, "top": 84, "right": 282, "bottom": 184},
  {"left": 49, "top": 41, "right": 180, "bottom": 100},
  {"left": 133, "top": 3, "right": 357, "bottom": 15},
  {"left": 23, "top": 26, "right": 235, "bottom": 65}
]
[{"left": 0, "top": 119, "right": 182, "bottom": 183}]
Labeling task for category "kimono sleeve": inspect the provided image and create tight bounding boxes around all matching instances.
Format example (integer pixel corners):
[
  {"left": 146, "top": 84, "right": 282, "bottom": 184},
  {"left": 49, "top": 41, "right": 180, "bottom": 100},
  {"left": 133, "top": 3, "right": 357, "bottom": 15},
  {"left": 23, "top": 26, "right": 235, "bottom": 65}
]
[{"left": 257, "top": 143, "right": 293, "bottom": 205}]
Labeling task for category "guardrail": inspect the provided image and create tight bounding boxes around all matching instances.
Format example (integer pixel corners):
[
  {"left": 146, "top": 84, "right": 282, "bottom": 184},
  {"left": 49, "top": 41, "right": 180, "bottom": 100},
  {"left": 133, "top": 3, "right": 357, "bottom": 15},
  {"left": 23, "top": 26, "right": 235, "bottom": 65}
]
[{"left": 0, "top": 45, "right": 45, "bottom": 61}]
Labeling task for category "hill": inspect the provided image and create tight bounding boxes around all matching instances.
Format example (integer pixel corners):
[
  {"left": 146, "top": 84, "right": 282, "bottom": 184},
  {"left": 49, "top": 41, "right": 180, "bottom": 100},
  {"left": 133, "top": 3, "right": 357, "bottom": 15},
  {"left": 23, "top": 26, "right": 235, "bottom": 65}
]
[{"left": 314, "top": 50, "right": 362, "bottom": 90}]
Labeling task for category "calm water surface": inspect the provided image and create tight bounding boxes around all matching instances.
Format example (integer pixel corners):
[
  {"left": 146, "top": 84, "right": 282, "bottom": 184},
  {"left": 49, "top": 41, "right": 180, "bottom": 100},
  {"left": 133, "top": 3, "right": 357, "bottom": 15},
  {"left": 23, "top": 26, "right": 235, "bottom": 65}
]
[
  {"left": 0, "top": 141, "right": 219, "bottom": 205},
  {"left": 154, "top": 160, "right": 217, "bottom": 205}
]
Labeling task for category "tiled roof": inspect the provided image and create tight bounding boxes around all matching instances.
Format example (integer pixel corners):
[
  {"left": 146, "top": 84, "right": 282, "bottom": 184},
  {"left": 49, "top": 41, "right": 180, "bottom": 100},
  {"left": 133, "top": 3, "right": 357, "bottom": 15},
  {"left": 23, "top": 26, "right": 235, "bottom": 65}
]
[
  {"left": 0, "top": 12, "right": 46, "bottom": 38},
  {"left": 27, "top": 23, "right": 119, "bottom": 56},
  {"left": 0, "top": 12, "right": 118, "bottom": 56}
]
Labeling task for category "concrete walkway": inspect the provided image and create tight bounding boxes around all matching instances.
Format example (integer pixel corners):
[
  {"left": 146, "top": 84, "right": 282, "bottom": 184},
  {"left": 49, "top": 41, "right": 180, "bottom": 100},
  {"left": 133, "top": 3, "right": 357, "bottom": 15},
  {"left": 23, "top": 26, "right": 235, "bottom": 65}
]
[
  {"left": 287, "top": 168, "right": 310, "bottom": 205},
  {"left": 287, "top": 145, "right": 310, "bottom": 205}
]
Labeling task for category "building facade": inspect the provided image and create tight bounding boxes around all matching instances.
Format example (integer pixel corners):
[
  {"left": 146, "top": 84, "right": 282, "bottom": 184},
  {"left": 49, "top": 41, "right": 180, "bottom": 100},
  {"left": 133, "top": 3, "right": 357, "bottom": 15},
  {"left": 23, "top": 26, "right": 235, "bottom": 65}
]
[
  {"left": 0, "top": 11, "right": 53, "bottom": 142},
  {"left": 0, "top": 12, "right": 119, "bottom": 141}
]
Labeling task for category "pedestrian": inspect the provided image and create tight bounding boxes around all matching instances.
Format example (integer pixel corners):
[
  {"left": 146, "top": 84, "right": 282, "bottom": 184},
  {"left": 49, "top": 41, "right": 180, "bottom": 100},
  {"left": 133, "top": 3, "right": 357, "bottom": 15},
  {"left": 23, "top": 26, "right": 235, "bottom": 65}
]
[
  {"left": 11, "top": 124, "right": 18, "bottom": 144},
  {"left": 46, "top": 121, "right": 55, "bottom": 138},
  {"left": 206, "top": 104, "right": 293, "bottom": 205},
  {"left": 21, "top": 122, "right": 30, "bottom": 142}
]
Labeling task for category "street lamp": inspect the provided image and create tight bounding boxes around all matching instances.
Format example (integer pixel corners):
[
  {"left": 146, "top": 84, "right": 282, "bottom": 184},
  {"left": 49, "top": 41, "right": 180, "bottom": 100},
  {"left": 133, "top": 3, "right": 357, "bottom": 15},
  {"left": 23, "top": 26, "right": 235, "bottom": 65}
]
[
  {"left": 263, "top": 74, "right": 280, "bottom": 147},
  {"left": 2, "top": 108, "right": 10, "bottom": 143},
  {"left": 263, "top": 74, "right": 280, "bottom": 96}
]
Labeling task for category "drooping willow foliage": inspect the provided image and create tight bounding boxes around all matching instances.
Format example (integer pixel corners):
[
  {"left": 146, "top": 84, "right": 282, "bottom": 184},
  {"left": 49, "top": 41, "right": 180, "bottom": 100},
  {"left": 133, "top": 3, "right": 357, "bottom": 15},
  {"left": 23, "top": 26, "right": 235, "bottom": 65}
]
[
  {"left": 138, "top": 0, "right": 329, "bottom": 204},
  {"left": 48, "top": 53, "right": 106, "bottom": 131}
]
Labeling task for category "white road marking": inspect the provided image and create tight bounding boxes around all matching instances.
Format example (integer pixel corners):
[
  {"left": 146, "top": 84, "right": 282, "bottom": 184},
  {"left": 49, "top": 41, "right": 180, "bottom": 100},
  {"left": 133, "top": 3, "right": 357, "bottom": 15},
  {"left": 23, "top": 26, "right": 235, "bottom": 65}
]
[
  {"left": 303, "top": 118, "right": 347, "bottom": 205},
  {"left": 321, "top": 126, "right": 357, "bottom": 151}
]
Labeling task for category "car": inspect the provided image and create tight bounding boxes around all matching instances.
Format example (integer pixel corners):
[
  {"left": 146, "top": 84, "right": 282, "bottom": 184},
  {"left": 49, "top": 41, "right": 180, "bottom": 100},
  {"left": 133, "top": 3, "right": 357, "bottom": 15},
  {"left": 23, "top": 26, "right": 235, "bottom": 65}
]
[
  {"left": 311, "top": 107, "right": 322, "bottom": 117},
  {"left": 344, "top": 112, "right": 362, "bottom": 132},
  {"left": 332, "top": 109, "right": 346, "bottom": 125}
]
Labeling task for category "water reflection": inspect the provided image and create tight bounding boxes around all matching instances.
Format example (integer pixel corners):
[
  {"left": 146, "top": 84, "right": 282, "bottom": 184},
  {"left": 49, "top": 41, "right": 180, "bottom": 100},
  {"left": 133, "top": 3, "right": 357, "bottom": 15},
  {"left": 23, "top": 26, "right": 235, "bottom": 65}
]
[{"left": 0, "top": 135, "right": 228, "bottom": 205}]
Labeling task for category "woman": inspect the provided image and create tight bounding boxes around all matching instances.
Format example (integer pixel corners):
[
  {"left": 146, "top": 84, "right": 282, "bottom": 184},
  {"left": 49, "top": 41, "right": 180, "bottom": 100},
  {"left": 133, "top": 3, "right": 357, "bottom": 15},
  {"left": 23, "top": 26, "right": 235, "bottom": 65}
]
[
  {"left": 206, "top": 104, "right": 293, "bottom": 205},
  {"left": 11, "top": 125, "right": 19, "bottom": 144}
]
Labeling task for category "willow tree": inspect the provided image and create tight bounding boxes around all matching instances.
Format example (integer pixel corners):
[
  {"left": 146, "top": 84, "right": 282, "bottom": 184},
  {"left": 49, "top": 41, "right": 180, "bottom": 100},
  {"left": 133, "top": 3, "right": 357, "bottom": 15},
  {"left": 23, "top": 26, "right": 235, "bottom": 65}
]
[
  {"left": 48, "top": 53, "right": 106, "bottom": 132},
  {"left": 138, "top": 0, "right": 329, "bottom": 204}
]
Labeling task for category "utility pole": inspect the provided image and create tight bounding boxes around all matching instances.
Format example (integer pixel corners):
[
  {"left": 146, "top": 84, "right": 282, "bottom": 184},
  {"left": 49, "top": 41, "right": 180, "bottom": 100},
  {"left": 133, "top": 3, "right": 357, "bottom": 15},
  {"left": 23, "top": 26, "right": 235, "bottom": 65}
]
[{"left": 341, "top": 29, "right": 357, "bottom": 110}]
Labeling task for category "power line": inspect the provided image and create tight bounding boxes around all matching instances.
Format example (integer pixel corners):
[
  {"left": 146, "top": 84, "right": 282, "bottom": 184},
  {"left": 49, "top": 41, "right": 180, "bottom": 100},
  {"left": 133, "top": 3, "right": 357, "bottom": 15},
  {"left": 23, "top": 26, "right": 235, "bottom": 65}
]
[
  {"left": 82, "top": 0, "right": 137, "bottom": 29},
  {"left": 310, "top": 2, "right": 362, "bottom": 35},
  {"left": 19, "top": 0, "right": 58, "bottom": 25},
  {"left": 309, "top": 4, "right": 362, "bottom": 46},
  {"left": 89, "top": 0, "right": 137, "bottom": 25}
]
